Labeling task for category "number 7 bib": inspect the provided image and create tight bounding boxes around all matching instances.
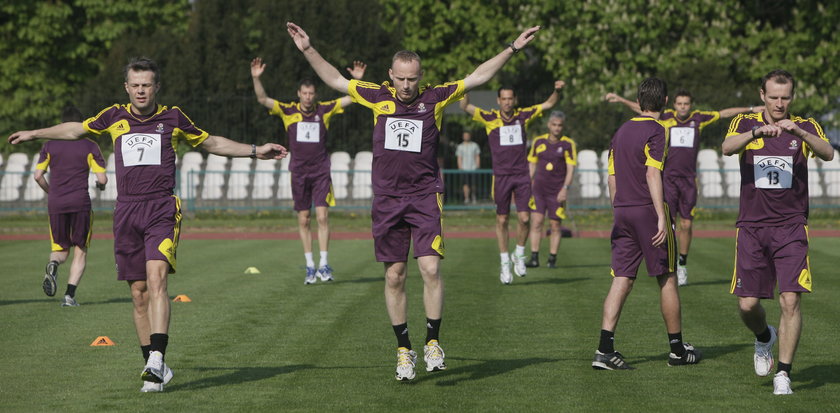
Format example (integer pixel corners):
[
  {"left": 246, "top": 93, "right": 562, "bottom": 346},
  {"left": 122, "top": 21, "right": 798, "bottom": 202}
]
[
  {"left": 385, "top": 118, "right": 423, "bottom": 153},
  {"left": 121, "top": 133, "right": 162, "bottom": 167}
]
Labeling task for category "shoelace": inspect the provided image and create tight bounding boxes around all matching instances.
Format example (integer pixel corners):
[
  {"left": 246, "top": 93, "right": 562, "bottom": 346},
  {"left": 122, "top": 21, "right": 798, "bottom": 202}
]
[{"left": 397, "top": 351, "right": 414, "bottom": 367}]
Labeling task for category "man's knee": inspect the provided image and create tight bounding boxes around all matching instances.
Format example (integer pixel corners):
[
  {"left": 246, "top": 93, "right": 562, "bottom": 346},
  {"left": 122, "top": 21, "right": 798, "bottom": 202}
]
[
  {"left": 680, "top": 218, "right": 692, "bottom": 231},
  {"left": 738, "top": 297, "right": 761, "bottom": 314}
]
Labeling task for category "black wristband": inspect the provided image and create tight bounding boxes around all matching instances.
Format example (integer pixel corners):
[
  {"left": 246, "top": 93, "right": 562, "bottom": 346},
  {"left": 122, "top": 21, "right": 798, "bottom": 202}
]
[
  {"left": 751, "top": 126, "right": 759, "bottom": 139},
  {"left": 509, "top": 42, "right": 520, "bottom": 54},
  {"left": 250, "top": 143, "right": 257, "bottom": 159}
]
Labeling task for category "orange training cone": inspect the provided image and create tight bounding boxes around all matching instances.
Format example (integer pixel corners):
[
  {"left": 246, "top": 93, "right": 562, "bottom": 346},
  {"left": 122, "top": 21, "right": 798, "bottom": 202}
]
[{"left": 90, "top": 336, "right": 115, "bottom": 346}]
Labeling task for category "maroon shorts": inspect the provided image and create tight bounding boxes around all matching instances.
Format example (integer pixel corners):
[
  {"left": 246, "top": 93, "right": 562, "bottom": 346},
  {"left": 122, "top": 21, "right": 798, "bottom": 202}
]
[
  {"left": 292, "top": 170, "right": 335, "bottom": 211},
  {"left": 49, "top": 210, "right": 92, "bottom": 251},
  {"left": 492, "top": 174, "right": 531, "bottom": 215},
  {"left": 530, "top": 189, "right": 566, "bottom": 221},
  {"left": 664, "top": 175, "right": 697, "bottom": 220},
  {"left": 730, "top": 224, "right": 811, "bottom": 299},
  {"left": 113, "top": 195, "right": 182, "bottom": 281},
  {"left": 610, "top": 204, "right": 677, "bottom": 278},
  {"left": 371, "top": 193, "right": 444, "bottom": 262}
]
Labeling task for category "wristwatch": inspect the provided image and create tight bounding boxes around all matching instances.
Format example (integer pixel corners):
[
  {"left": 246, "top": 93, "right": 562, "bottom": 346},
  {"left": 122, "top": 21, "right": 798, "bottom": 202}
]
[{"left": 250, "top": 144, "right": 257, "bottom": 159}]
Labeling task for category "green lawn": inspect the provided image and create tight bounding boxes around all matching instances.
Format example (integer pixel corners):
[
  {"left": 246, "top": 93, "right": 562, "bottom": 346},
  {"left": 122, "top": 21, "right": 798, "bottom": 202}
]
[{"left": 1, "top": 236, "right": 838, "bottom": 412}]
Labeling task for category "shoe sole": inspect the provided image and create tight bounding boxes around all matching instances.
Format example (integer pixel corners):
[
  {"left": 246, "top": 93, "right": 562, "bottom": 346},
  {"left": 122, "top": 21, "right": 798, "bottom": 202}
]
[
  {"left": 426, "top": 364, "right": 447, "bottom": 372},
  {"left": 43, "top": 274, "right": 57, "bottom": 297}
]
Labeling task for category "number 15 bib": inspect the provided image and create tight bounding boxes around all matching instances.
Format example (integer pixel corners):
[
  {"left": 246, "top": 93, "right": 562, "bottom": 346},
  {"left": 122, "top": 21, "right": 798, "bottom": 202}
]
[
  {"left": 121, "top": 133, "right": 162, "bottom": 167},
  {"left": 385, "top": 118, "right": 423, "bottom": 153}
]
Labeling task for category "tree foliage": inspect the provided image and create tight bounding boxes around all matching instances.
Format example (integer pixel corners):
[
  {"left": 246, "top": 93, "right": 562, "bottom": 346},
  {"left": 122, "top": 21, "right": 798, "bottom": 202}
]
[
  {"left": 0, "top": 0, "right": 192, "bottom": 153},
  {"left": 380, "top": 0, "right": 840, "bottom": 150}
]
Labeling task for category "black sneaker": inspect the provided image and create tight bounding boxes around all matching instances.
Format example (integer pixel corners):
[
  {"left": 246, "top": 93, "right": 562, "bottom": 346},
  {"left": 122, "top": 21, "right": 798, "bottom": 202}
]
[
  {"left": 547, "top": 257, "right": 558, "bottom": 268},
  {"left": 592, "top": 350, "right": 634, "bottom": 370},
  {"left": 668, "top": 343, "right": 702, "bottom": 366},
  {"left": 524, "top": 257, "right": 540, "bottom": 268},
  {"left": 43, "top": 261, "right": 58, "bottom": 297}
]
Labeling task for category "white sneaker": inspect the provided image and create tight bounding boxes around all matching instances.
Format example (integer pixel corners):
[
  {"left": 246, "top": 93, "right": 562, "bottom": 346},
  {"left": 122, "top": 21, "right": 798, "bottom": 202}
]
[
  {"left": 140, "top": 356, "right": 173, "bottom": 392},
  {"left": 773, "top": 371, "right": 793, "bottom": 395},
  {"left": 500, "top": 262, "right": 513, "bottom": 285},
  {"left": 141, "top": 351, "right": 173, "bottom": 383},
  {"left": 395, "top": 347, "right": 417, "bottom": 381},
  {"left": 317, "top": 265, "right": 334, "bottom": 282},
  {"left": 754, "top": 325, "right": 777, "bottom": 377},
  {"left": 304, "top": 267, "right": 317, "bottom": 285},
  {"left": 513, "top": 254, "right": 527, "bottom": 277},
  {"left": 423, "top": 340, "right": 447, "bottom": 372},
  {"left": 677, "top": 266, "right": 688, "bottom": 286},
  {"left": 60, "top": 295, "right": 79, "bottom": 307}
]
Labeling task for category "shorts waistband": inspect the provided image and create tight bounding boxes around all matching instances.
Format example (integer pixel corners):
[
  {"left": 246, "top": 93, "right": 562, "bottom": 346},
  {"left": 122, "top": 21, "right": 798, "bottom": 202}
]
[{"left": 117, "top": 190, "right": 173, "bottom": 203}]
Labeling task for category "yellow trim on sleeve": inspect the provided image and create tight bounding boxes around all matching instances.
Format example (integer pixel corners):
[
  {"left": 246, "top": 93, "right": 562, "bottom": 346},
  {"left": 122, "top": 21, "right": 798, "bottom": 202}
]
[
  {"left": 36, "top": 153, "right": 50, "bottom": 171},
  {"left": 698, "top": 110, "right": 721, "bottom": 130},
  {"left": 347, "top": 79, "right": 379, "bottom": 109},
  {"left": 321, "top": 99, "right": 345, "bottom": 129},
  {"left": 644, "top": 143, "right": 664, "bottom": 170},
  {"left": 608, "top": 149, "right": 615, "bottom": 175},
  {"left": 434, "top": 80, "right": 466, "bottom": 130},
  {"left": 522, "top": 104, "right": 544, "bottom": 128},
  {"left": 528, "top": 134, "right": 547, "bottom": 163},
  {"left": 563, "top": 136, "right": 577, "bottom": 166},
  {"left": 87, "top": 153, "right": 106, "bottom": 173}
]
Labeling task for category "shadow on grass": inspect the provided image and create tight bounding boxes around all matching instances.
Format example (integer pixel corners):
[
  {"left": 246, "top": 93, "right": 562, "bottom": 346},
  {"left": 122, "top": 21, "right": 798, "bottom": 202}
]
[
  {"left": 680, "top": 279, "right": 730, "bottom": 287},
  {"left": 411, "top": 356, "right": 557, "bottom": 386},
  {"left": 795, "top": 364, "right": 840, "bottom": 391},
  {"left": 508, "top": 277, "right": 588, "bottom": 287},
  {"left": 0, "top": 298, "right": 54, "bottom": 306},
  {"left": 328, "top": 276, "right": 381, "bottom": 285},
  {"left": 633, "top": 343, "right": 750, "bottom": 365},
  {"left": 168, "top": 364, "right": 315, "bottom": 390}
]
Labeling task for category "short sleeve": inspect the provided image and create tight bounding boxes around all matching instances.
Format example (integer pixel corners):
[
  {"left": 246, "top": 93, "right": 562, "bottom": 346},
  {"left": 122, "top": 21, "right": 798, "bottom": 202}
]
[
  {"left": 36, "top": 144, "right": 50, "bottom": 170},
  {"left": 565, "top": 138, "right": 577, "bottom": 166},
  {"left": 87, "top": 140, "right": 107, "bottom": 173},
  {"left": 520, "top": 105, "right": 544, "bottom": 127},
  {"left": 172, "top": 107, "right": 209, "bottom": 148},
  {"left": 348, "top": 80, "right": 382, "bottom": 109},
  {"left": 644, "top": 125, "right": 666, "bottom": 170},
  {"left": 697, "top": 111, "right": 721, "bottom": 130},
  {"left": 321, "top": 99, "right": 345, "bottom": 128},
  {"left": 725, "top": 114, "right": 749, "bottom": 138},
  {"left": 431, "top": 80, "right": 465, "bottom": 108},
  {"left": 82, "top": 105, "right": 118, "bottom": 135}
]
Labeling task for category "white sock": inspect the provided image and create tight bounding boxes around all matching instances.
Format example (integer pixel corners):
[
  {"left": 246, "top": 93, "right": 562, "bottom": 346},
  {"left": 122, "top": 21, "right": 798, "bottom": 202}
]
[
  {"left": 500, "top": 253, "right": 510, "bottom": 264},
  {"left": 319, "top": 251, "right": 328, "bottom": 267},
  {"left": 515, "top": 245, "right": 525, "bottom": 256},
  {"left": 304, "top": 252, "right": 315, "bottom": 268}
]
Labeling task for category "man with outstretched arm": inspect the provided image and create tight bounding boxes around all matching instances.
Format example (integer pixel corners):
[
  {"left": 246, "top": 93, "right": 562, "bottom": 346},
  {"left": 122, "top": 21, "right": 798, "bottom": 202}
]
[
  {"left": 251, "top": 57, "right": 366, "bottom": 284},
  {"left": 721, "top": 69, "right": 833, "bottom": 395},
  {"left": 605, "top": 91, "right": 759, "bottom": 286},
  {"left": 460, "top": 80, "right": 565, "bottom": 283},
  {"left": 8, "top": 57, "right": 287, "bottom": 393},
  {"left": 287, "top": 21, "right": 540, "bottom": 381}
]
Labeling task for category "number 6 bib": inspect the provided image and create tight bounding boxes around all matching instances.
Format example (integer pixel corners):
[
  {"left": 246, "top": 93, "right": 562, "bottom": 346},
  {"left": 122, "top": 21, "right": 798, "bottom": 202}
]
[
  {"left": 121, "top": 133, "right": 162, "bottom": 167},
  {"left": 753, "top": 155, "right": 793, "bottom": 189},
  {"left": 385, "top": 118, "right": 423, "bottom": 153}
]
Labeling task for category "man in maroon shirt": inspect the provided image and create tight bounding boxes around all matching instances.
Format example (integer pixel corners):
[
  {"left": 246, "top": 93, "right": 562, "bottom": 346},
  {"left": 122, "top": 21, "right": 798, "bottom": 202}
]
[
  {"left": 722, "top": 69, "right": 833, "bottom": 395},
  {"left": 605, "top": 90, "right": 758, "bottom": 286},
  {"left": 251, "top": 57, "right": 366, "bottom": 284},
  {"left": 9, "top": 57, "right": 287, "bottom": 392},
  {"left": 33, "top": 106, "right": 108, "bottom": 307},
  {"left": 288, "top": 21, "right": 540, "bottom": 381},
  {"left": 592, "top": 77, "right": 700, "bottom": 371},
  {"left": 460, "top": 80, "right": 564, "bottom": 283}
]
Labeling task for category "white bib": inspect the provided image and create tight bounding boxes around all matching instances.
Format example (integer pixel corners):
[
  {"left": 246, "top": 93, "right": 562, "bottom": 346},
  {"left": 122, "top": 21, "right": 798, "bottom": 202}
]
[
  {"left": 384, "top": 118, "right": 423, "bottom": 153},
  {"left": 296, "top": 121, "right": 320, "bottom": 143},
  {"left": 499, "top": 124, "right": 523, "bottom": 146},
  {"left": 670, "top": 127, "right": 695, "bottom": 148},
  {"left": 121, "top": 133, "right": 162, "bottom": 167},
  {"left": 753, "top": 155, "right": 793, "bottom": 189}
]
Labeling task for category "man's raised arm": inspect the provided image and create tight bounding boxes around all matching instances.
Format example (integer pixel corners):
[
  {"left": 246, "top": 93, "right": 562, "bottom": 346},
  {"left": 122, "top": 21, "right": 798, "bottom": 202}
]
[
  {"left": 463, "top": 26, "right": 540, "bottom": 91},
  {"left": 8, "top": 122, "right": 87, "bottom": 145},
  {"left": 605, "top": 93, "right": 642, "bottom": 114},
  {"left": 287, "top": 22, "right": 350, "bottom": 94},
  {"left": 540, "top": 80, "right": 565, "bottom": 110}
]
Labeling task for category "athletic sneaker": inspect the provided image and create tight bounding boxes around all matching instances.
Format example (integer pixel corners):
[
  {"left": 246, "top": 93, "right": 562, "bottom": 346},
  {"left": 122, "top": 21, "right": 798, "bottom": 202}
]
[
  {"left": 525, "top": 254, "right": 540, "bottom": 268},
  {"left": 500, "top": 262, "right": 513, "bottom": 285},
  {"left": 668, "top": 343, "right": 702, "bottom": 366},
  {"left": 317, "top": 265, "right": 334, "bottom": 282},
  {"left": 754, "top": 325, "right": 777, "bottom": 377},
  {"left": 513, "top": 253, "right": 527, "bottom": 277},
  {"left": 60, "top": 295, "right": 79, "bottom": 307},
  {"left": 773, "top": 371, "right": 793, "bottom": 395},
  {"left": 547, "top": 256, "right": 558, "bottom": 269},
  {"left": 140, "top": 360, "right": 173, "bottom": 392},
  {"left": 141, "top": 351, "right": 172, "bottom": 384},
  {"left": 304, "top": 267, "right": 317, "bottom": 285},
  {"left": 43, "top": 261, "right": 58, "bottom": 297},
  {"left": 592, "top": 350, "right": 634, "bottom": 370},
  {"left": 395, "top": 347, "right": 417, "bottom": 381},
  {"left": 677, "top": 265, "right": 688, "bottom": 286},
  {"left": 423, "top": 340, "right": 447, "bottom": 372}
]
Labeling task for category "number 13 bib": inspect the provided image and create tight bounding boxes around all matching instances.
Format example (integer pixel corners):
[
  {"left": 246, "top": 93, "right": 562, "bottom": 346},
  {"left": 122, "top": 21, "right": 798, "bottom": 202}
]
[
  {"left": 121, "top": 133, "right": 162, "bottom": 167},
  {"left": 754, "top": 155, "right": 793, "bottom": 189}
]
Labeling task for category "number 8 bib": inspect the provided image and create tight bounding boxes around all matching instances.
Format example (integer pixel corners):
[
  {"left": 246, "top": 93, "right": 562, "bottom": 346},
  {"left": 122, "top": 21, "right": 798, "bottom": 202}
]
[{"left": 121, "top": 133, "right": 162, "bottom": 167}]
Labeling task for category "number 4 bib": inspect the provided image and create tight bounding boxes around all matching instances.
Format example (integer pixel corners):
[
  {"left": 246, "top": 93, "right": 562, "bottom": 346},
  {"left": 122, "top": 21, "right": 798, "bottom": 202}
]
[
  {"left": 385, "top": 118, "right": 423, "bottom": 153},
  {"left": 121, "top": 133, "right": 162, "bottom": 166}
]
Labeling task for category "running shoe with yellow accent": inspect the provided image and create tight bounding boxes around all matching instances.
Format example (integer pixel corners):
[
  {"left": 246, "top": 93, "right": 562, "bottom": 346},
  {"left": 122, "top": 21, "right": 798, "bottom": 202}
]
[
  {"left": 395, "top": 347, "right": 417, "bottom": 381},
  {"left": 423, "top": 340, "right": 447, "bottom": 372}
]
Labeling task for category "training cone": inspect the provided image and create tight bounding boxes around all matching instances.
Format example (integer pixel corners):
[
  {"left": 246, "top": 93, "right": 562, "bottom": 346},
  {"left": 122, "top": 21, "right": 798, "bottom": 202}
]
[
  {"left": 173, "top": 294, "right": 192, "bottom": 302},
  {"left": 90, "top": 336, "right": 115, "bottom": 346},
  {"left": 244, "top": 267, "right": 261, "bottom": 274}
]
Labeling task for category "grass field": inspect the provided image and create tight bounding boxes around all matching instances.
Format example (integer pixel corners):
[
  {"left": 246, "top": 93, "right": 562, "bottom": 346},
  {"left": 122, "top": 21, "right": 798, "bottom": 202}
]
[{"left": 1, "top": 234, "right": 839, "bottom": 412}]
